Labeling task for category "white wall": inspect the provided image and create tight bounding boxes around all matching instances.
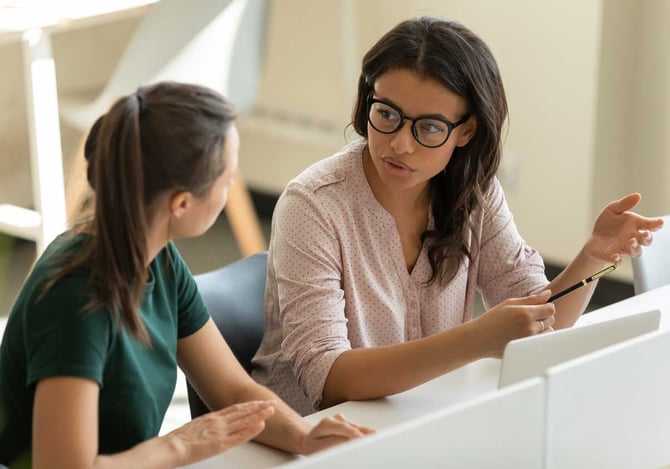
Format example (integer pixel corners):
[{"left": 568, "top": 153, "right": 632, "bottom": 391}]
[
  {"left": 240, "top": 0, "right": 670, "bottom": 280},
  {"left": 242, "top": 0, "right": 604, "bottom": 269},
  {"left": 2, "top": 0, "right": 670, "bottom": 279}
]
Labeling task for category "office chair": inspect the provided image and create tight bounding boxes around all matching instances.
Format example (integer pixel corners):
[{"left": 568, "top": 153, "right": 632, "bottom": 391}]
[
  {"left": 60, "top": 0, "right": 268, "bottom": 255},
  {"left": 632, "top": 215, "right": 670, "bottom": 294},
  {"left": 186, "top": 251, "right": 268, "bottom": 419}
]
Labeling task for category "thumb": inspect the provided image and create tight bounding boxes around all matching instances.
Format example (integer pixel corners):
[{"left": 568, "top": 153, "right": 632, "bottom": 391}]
[
  {"left": 607, "top": 193, "right": 641, "bottom": 214},
  {"left": 506, "top": 289, "right": 551, "bottom": 305}
]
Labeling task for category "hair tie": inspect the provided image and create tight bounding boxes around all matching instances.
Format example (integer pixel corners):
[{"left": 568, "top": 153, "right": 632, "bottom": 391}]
[{"left": 136, "top": 89, "right": 146, "bottom": 114}]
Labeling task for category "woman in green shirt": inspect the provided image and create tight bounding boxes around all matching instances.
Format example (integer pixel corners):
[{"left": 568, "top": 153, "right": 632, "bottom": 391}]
[{"left": 0, "top": 81, "right": 372, "bottom": 469}]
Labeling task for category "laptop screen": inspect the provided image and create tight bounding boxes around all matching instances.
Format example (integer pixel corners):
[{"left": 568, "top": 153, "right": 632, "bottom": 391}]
[{"left": 498, "top": 309, "right": 661, "bottom": 388}]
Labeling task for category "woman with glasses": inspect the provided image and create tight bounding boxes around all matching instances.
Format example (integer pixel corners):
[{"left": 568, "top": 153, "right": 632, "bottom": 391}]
[{"left": 251, "top": 17, "right": 663, "bottom": 416}]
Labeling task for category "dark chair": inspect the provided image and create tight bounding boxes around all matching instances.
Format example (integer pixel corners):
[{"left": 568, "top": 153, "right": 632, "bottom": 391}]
[{"left": 186, "top": 252, "right": 268, "bottom": 419}]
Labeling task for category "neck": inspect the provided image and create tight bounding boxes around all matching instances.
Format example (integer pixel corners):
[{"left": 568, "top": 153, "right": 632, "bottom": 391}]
[{"left": 145, "top": 209, "right": 171, "bottom": 267}]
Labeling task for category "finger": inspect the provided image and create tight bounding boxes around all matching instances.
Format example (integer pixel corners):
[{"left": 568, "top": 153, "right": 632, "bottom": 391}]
[
  {"left": 607, "top": 193, "right": 641, "bottom": 214},
  {"left": 651, "top": 219, "right": 665, "bottom": 231},
  {"left": 215, "top": 400, "right": 269, "bottom": 416},
  {"left": 542, "top": 315, "right": 556, "bottom": 329},
  {"left": 535, "top": 314, "right": 555, "bottom": 334},
  {"left": 522, "top": 302, "right": 556, "bottom": 321},
  {"left": 215, "top": 401, "right": 276, "bottom": 422},
  {"left": 224, "top": 407, "right": 275, "bottom": 435},
  {"left": 628, "top": 237, "right": 643, "bottom": 257},
  {"left": 313, "top": 417, "right": 366, "bottom": 439},
  {"left": 638, "top": 230, "right": 653, "bottom": 246},
  {"left": 224, "top": 420, "right": 267, "bottom": 446},
  {"left": 541, "top": 326, "right": 555, "bottom": 334},
  {"left": 333, "top": 414, "right": 376, "bottom": 435},
  {"left": 639, "top": 216, "right": 665, "bottom": 232},
  {"left": 505, "top": 289, "right": 551, "bottom": 306}
]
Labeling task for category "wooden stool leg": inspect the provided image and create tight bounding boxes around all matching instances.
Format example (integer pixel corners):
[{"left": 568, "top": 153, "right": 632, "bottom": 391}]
[{"left": 225, "top": 173, "right": 266, "bottom": 256}]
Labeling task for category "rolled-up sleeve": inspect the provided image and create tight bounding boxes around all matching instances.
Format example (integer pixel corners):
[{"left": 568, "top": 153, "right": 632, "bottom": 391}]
[
  {"left": 271, "top": 183, "right": 351, "bottom": 408},
  {"left": 476, "top": 179, "right": 549, "bottom": 308}
]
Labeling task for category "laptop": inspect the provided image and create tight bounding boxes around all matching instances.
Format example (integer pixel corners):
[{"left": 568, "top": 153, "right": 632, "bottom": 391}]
[{"left": 498, "top": 309, "right": 661, "bottom": 388}]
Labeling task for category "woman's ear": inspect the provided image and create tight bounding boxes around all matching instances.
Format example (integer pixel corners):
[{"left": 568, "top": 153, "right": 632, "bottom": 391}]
[
  {"left": 169, "top": 191, "right": 193, "bottom": 219},
  {"left": 455, "top": 116, "right": 477, "bottom": 148}
]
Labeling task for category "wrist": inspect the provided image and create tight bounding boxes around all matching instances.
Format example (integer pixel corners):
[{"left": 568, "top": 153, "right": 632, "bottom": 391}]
[
  {"left": 455, "top": 319, "right": 491, "bottom": 360},
  {"left": 161, "top": 432, "right": 187, "bottom": 467},
  {"left": 292, "top": 422, "right": 313, "bottom": 455},
  {"left": 579, "top": 245, "right": 609, "bottom": 268}
]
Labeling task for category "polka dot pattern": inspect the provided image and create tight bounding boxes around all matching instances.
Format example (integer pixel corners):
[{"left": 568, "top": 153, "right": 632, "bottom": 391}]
[{"left": 251, "top": 140, "right": 549, "bottom": 415}]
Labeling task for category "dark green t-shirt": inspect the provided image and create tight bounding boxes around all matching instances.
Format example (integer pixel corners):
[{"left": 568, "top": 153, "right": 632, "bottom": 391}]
[{"left": 0, "top": 234, "right": 210, "bottom": 468}]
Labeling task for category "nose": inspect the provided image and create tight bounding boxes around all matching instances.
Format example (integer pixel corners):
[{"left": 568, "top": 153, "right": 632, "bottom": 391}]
[{"left": 388, "top": 121, "right": 416, "bottom": 155}]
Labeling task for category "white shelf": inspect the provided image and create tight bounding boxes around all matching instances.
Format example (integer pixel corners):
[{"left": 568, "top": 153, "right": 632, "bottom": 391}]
[{"left": 0, "top": 204, "right": 41, "bottom": 242}]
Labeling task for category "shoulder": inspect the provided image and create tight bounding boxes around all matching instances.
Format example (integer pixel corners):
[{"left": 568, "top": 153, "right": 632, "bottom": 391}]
[
  {"left": 25, "top": 232, "right": 92, "bottom": 303},
  {"left": 287, "top": 139, "right": 366, "bottom": 195},
  {"left": 474, "top": 177, "right": 508, "bottom": 219}
]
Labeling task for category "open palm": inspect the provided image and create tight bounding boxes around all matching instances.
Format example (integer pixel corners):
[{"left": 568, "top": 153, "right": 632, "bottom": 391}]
[{"left": 585, "top": 193, "right": 664, "bottom": 264}]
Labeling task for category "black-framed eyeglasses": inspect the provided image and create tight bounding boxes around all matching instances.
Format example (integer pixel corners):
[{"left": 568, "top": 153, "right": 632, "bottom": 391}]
[{"left": 367, "top": 97, "right": 471, "bottom": 148}]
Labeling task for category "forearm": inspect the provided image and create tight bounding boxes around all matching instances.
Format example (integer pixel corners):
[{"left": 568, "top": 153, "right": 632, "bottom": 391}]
[
  {"left": 92, "top": 435, "right": 181, "bottom": 469},
  {"left": 547, "top": 247, "right": 606, "bottom": 329},
  {"left": 321, "top": 321, "right": 483, "bottom": 408},
  {"left": 231, "top": 381, "right": 311, "bottom": 454}
]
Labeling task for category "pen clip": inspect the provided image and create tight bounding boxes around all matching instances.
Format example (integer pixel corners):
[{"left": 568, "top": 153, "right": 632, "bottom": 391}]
[{"left": 590, "top": 264, "right": 617, "bottom": 281}]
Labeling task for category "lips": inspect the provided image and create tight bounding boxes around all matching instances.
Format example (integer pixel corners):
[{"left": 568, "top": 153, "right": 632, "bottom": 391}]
[{"left": 383, "top": 157, "right": 413, "bottom": 171}]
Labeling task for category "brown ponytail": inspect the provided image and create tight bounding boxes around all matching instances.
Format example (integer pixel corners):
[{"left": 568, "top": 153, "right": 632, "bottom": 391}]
[{"left": 47, "top": 82, "right": 236, "bottom": 343}]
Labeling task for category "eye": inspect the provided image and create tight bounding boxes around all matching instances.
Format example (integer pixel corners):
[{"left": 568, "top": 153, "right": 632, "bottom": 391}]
[
  {"left": 417, "top": 119, "right": 448, "bottom": 134},
  {"left": 373, "top": 104, "right": 400, "bottom": 122}
]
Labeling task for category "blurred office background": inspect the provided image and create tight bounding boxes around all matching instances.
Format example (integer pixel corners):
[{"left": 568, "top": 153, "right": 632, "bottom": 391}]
[{"left": 2, "top": 0, "right": 670, "bottom": 314}]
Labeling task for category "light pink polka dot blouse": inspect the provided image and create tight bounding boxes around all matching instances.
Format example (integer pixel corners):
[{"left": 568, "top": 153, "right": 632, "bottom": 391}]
[{"left": 251, "top": 139, "right": 548, "bottom": 415}]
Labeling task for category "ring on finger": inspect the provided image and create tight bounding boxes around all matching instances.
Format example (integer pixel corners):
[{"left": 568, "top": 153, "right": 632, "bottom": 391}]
[{"left": 537, "top": 319, "right": 545, "bottom": 332}]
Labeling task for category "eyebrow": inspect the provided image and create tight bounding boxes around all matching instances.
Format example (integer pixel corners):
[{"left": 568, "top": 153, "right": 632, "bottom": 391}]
[{"left": 372, "top": 96, "right": 456, "bottom": 122}]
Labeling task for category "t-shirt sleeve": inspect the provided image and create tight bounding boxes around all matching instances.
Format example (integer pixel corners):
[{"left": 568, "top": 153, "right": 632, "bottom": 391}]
[
  {"left": 168, "top": 243, "right": 210, "bottom": 339},
  {"left": 24, "top": 275, "right": 113, "bottom": 388}
]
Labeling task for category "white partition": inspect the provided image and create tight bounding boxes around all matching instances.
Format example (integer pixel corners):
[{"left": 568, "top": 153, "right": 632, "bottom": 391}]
[
  {"left": 280, "top": 378, "right": 545, "bottom": 469},
  {"left": 545, "top": 328, "right": 670, "bottom": 469}
]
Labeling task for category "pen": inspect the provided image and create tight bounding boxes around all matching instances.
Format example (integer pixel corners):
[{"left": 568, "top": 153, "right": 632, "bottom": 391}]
[{"left": 548, "top": 264, "right": 617, "bottom": 302}]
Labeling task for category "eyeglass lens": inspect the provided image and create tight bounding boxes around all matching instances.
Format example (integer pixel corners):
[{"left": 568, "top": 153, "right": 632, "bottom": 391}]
[{"left": 368, "top": 101, "right": 451, "bottom": 147}]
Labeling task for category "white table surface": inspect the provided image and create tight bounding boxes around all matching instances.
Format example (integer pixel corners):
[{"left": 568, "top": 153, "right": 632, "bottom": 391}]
[
  {"left": 183, "top": 284, "right": 670, "bottom": 468},
  {"left": 182, "top": 357, "right": 502, "bottom": 468}
]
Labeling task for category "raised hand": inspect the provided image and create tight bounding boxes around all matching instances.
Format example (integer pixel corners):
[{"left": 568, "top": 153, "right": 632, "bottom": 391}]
[
  {"left": 585, "top": 193, "right": 664, "bottom": 265},
  {"left": 470, "top": 290, "right": 556, "bottom": 358},
  {"left": 299, "top": 413, "right": 375, "bottom": 454},
  {"left": 166, "top": 400, "right": 276, "bottom": 467}
]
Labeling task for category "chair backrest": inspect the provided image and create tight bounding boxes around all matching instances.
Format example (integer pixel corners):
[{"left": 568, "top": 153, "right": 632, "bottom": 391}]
[
  {"left": 632, "top": 215, "right": 670, "bottom": 294},
  {"left": 60, "top": 0, "right": 268, "bottom": 130},
  {"left": 186, "top": 251, "right": 268, "bottom": 418}
]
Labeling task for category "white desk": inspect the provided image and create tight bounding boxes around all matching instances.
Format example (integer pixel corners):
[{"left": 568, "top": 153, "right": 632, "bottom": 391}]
[
  {"left": 183, "top": 284, "right": 670, "bottom": 468},
  {"left": 282, "top": 378, "right": 546, "bottom": 469},
  {"left": 544, "top": 328, "right": 670, "bottom": 469},
  {"left": 181, "top": 358, "right": 502, "bottom": 468},
  {"left": 0, "top": 1, "right": 155, "bottom": 254},
  {"left": 576, "top": 283, "right": 670, "bottom": 329}
]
